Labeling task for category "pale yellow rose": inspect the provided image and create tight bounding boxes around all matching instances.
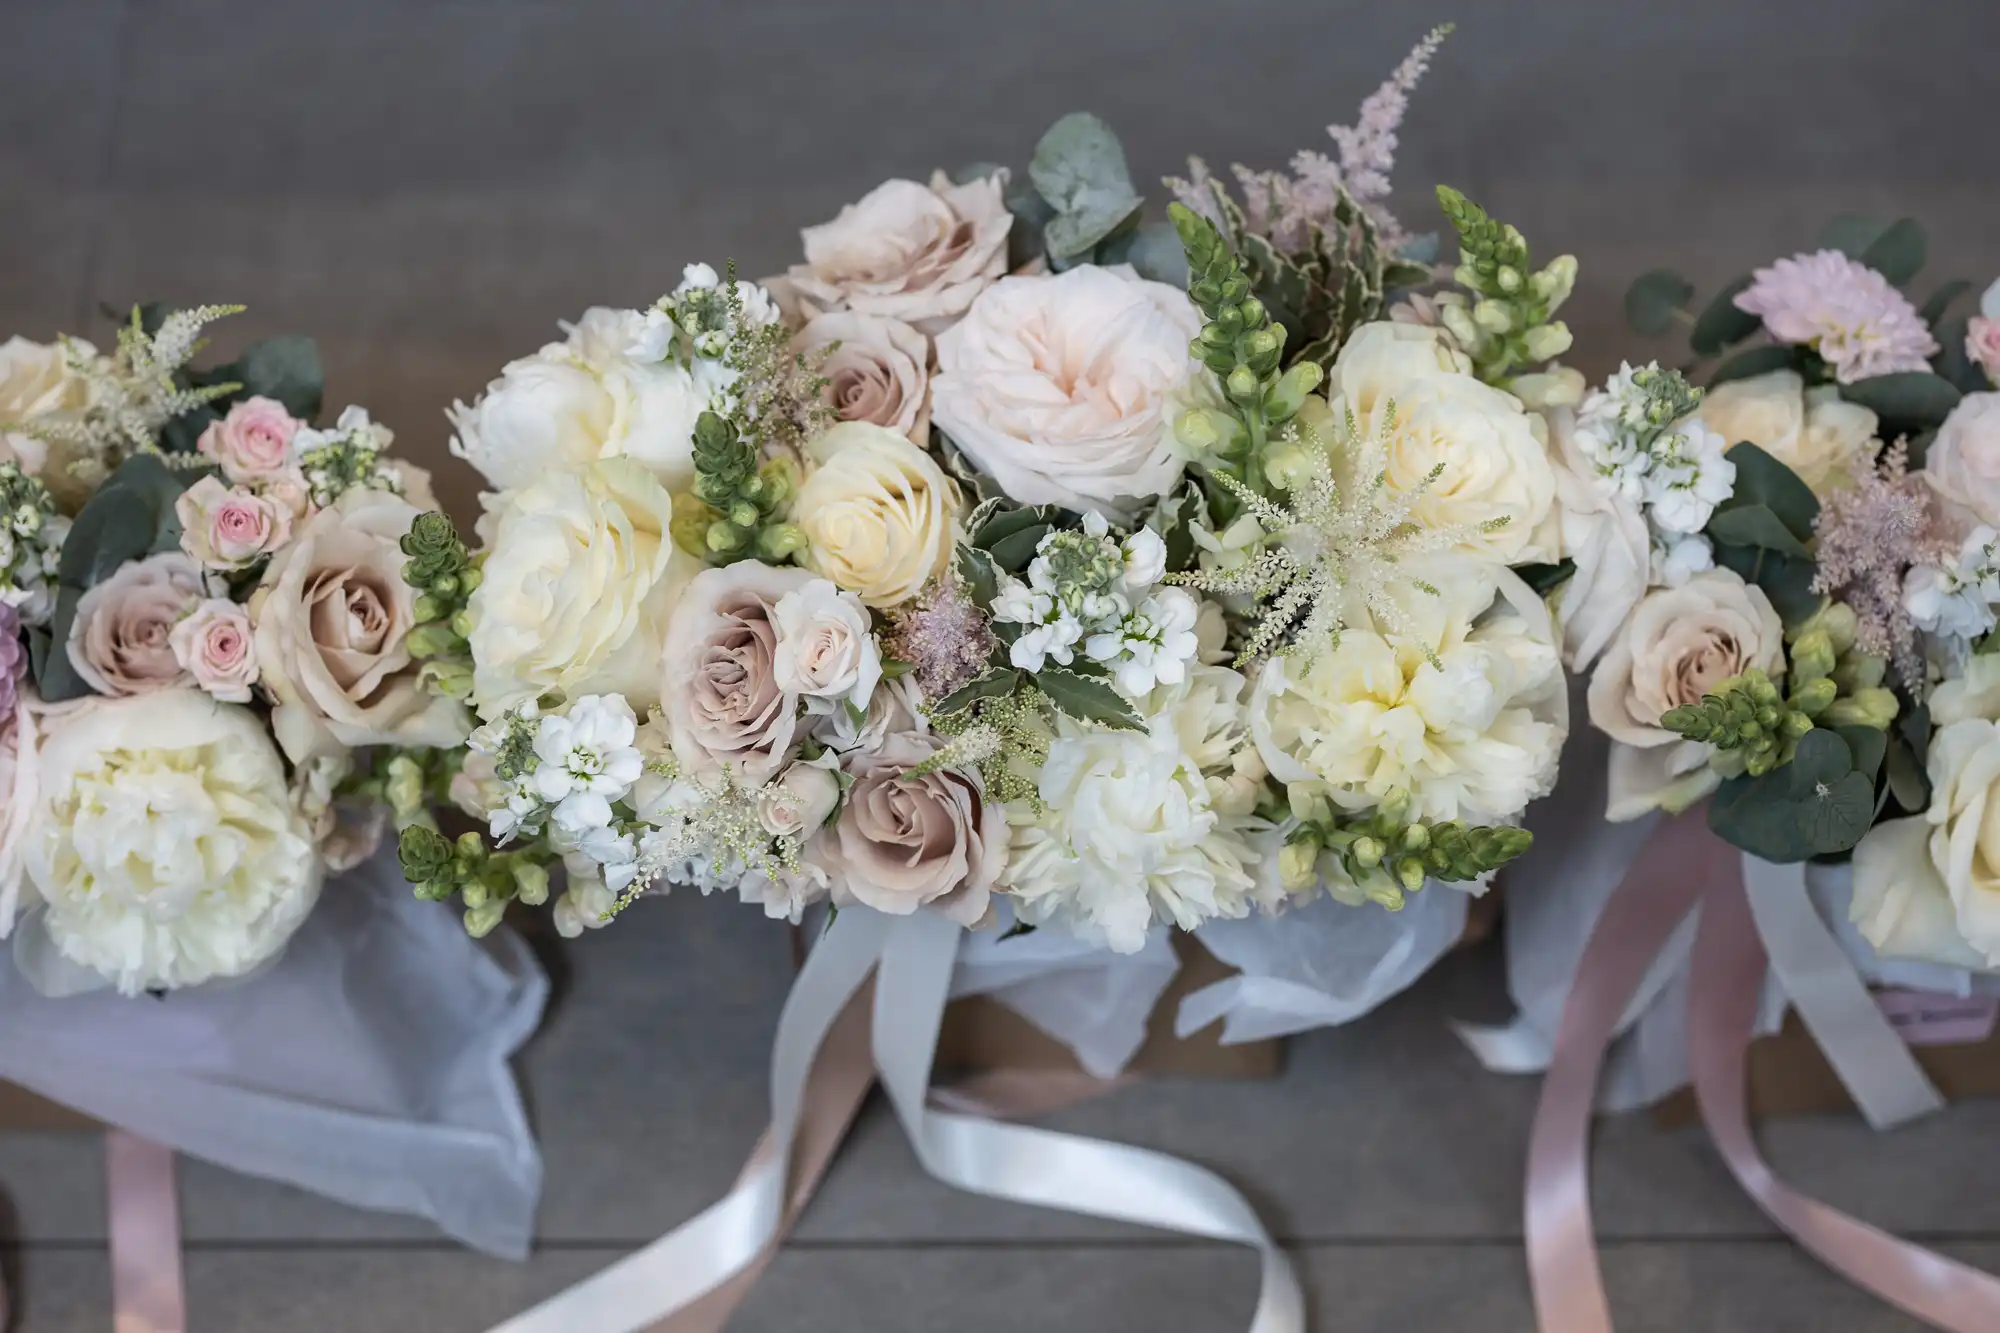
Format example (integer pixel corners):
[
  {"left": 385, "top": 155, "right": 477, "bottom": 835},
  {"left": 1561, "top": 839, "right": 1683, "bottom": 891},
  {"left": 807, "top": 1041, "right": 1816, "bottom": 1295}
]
[
  {"left": 794, "top": 421, "right": 959, "bottom": 608},
  {"left": 1693, "top": 369, "right": 1879, "bottom": 496},
  {"left": 0, "top": 335, "right": 92, "bottom": 477}
]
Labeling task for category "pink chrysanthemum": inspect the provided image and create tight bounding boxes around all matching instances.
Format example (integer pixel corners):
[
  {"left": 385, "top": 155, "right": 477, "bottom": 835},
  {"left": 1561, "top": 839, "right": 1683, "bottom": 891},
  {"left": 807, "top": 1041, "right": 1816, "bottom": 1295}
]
[{"left": 1734, "top": 250, "right": 1938, "bottom": 384}]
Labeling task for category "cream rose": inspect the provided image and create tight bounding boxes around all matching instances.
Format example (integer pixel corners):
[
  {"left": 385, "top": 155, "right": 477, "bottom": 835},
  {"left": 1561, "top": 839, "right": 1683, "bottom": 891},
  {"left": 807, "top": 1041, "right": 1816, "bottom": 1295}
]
[
  {"left": 794, "top": 421, "right": 959, "bottom": 607},
  {"left": 821, "top": 730, "right": 1005, "bottom": 926},
  {"left": 788, "top": 172, "right": 1011, "bottom": 334},
  {"left": 757, "top": 756, "right": 842, "bottom": 839},
  {"left": 1319, "top": 322, "right": 1560, "bottom": 563},
  {"left": 467, "top": 457, "right": 699, "bottom": 718},
  {"left": 1588, "top": 568, "right": 1783, "bottom": 819},
  {"left": 23, "top": 691, "right": 322, "bottom": 994},
  {"left": 1545, "top": 407, "right": 1650, "bottom": 670},
  {"left": 449, "top": 307, "right": 713, "bottom": 495},
  {"left": 771, "top": 578, "right": 882, "bottom": 712},
  {"left": 660, "top": 561, "right": 814, "bottom": 782},
  {"left": 1693, "top": 369, "right": 1879, "bottom": 496},
  {"left": 0, "top": 336, "right": 92, "bottom": 477},
  {"left": 252, "top": 487, "right": 470, "bottom": 763},
  {"left": 1849, "top": 819, "right": 1989, "bottom": 971},
  {"left": 932, "top": 265, "right": 1199, "bottom": 520},
  {"left": 66, "top": 552, "right": 203, "bottom": 697},
  {"left": 1924, "top": 392, "right": 2000, "bottom": 531},
  {"left": 793, "top": 311, "right": 931, "bottom": 444}
]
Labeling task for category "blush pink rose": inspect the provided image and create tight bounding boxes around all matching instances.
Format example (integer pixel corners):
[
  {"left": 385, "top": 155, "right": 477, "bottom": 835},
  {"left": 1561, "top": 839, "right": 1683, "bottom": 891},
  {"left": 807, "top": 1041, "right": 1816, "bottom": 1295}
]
[
  {"left": 169, "top": 598, "right": 260, "bottom": 702},
  {"left": 1968, "top": 316, "right": 2000, "bottom": 387},
  {"left": 198, "top": 396, "right": 302, "bottom": 483},
  {"left": 66, "top": 552, "right": 204, "bottom": 696},
  {"left": 820, "top": 730, "right": 1006, "bottom": 927},
  {"left": 177, "top": 475, "right": 293, "bottom": 569}
]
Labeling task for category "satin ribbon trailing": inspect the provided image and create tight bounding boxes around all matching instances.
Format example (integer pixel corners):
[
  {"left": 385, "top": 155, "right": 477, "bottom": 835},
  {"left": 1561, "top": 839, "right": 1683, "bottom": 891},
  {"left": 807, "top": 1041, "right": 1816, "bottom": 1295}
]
[
  {"left": 489, "top": 906, "right": 1300, "bottom": 1333},
  {"left": 1527, "top": 812, "right": 2000, "bottom": 1333},
  {"left": 107, "top": 1131, "right": 186, "bottom": 1333}
]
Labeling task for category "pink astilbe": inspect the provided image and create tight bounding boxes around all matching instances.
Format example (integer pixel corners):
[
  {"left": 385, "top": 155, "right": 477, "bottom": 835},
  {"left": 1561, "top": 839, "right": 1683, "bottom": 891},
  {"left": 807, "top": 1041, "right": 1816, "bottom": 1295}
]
[
  {"left": 886, "top": 579, "right": 997, "bottom": 703},
  {"left": 1167, "top": 25, "right": 1450, "bottom": 253},
  {"left": 1734, "top": 250, "right": 1939, "bottom": 384},
  {"left": 1810, "top": 440, "right": 1957, "bottom": 687}
]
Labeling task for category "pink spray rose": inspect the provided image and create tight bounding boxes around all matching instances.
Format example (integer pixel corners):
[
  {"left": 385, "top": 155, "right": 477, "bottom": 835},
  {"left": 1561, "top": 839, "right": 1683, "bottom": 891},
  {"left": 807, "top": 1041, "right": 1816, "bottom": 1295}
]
[
  {"left": 169, "top": 598, "right": 260, "bottom": 702},
  {"left": 1968, "top": 318, "right": 2000, "bottom": 388},
  {"left": 177, "top": 475, "right": 294, "bottom": 569},
  {"left": 198, "top": 395, "right": 302, "bottom": 483}
]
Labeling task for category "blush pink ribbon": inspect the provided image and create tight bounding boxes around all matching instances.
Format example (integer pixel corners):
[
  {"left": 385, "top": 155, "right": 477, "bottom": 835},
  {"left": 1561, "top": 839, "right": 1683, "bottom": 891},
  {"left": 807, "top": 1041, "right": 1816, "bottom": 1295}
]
[
  {"left": 1527, "top": 811, "right": 2000, "bottom": 1332},
  {"left": 106, "top": 1131, "right": 185, "bottom": 1333}
]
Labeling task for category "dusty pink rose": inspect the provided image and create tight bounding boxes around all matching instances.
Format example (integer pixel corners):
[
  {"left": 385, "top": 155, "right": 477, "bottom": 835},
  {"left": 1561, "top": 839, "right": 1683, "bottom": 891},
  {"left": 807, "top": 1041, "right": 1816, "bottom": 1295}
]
[
  {"left": 66, "top": 552, "right": 203, "bottom": 696},
  {"left": 177, "top": 475, "right": 293, "bottom": 569},
  {"left": 169, "top": 598, "right": 259, "bottom": 702},
  {"left": 792, "top": 312, "right": 931, "bottom": 444},
  {"left": 787, "top": 172, "right": 1012, "bottom": 335},
  {"left": 1968, "top": 316, "right": 2000, "bottom": 387},
  {"left": 820, "top": 730, "right": 1006, "bottom": 927},
  {"left": 660, "top": 562, "right": 815, "bottom": 783},
  {"left": 198, "top": 396, "right": 302, "bottom": 483}
]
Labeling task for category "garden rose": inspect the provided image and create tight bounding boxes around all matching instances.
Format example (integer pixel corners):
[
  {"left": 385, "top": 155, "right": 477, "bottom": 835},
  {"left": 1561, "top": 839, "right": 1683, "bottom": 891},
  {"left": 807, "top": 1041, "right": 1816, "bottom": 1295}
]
[
  {"left": 794, "top": 421, "right": 959, "bottom": 607},
  {"left": 1923, "top": 392, "right": 2000, "bottom": 530},
  {"left": 0, "top": 335, "right": 92, "bottom": 478},
  {"left": 1545, "top": 407, "right": 1650, "bottom": 669},
  {"left": 821, "top": 730, "right": 1005, "bottom": 927},
  {"left": 771, "top": 578, "right": 882, "bottom": 713},
  {"left": 660, "top": 561, "right": 814, "bottom": 782},
  {"left": 787, "top": 173, "right": 1011, "bottom": 334},
  {"left": 1588, "top": 568, "right": 1783, "bottom": 819},
  {"left": 467, "top": 457, "right": 699, "bottom": 717},
  {"left": 253, "top": 487, "right": 469, "bottom": 764},
  {"left": 793, "top": 312, "right": 931, "bottom": 443},
  {"left": 66, "top": 552, "right": 203, "bottom": 697},
  {"left": 23, "top": 691, "right": 322, "bottom": 994},
  {"left": 1692, "top": 369, "right": 1879, "bottom": 496},
  {"left": 169, "top": 599, "right": 259, "bottom": 702},
  {"left": 197, "top": 396, "right": 302, "bottom": 483},
  {"left": 176, "top": 475, "right": 294, "bottom": 569},
  {"left": 932, "top": 265, "right": 1199, "bottom": 520},
  {"left": 756, "top": 756, "right": 841, "bottom": 839}
]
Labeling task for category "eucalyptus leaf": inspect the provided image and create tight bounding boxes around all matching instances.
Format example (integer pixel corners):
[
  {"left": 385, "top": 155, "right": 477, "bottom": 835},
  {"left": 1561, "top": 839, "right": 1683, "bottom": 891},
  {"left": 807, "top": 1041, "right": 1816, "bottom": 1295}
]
[
  {"left": 1001, "top": 176, "right": 1059, "bottom": 273},
  {"left": 1859, "top": 218, "right": 1926, "bottom": 287},
  {"left": 1690, "top": 276, "right": 1760, "bottom": 356},
  {"left": 1932, "top": 314, "right": 1989, "bottom": 395},
  {"left": 1708, "top": 772, "right": 1813, "bottom": 862},
  {"left": 984, "top": 522, "right": 1056, "bottom": 572},
  {"left": 955, "top": 544, "right": 1000, "bottom": 607},
  {"left": 1396, "top": 232, "right": 1442, "bottom": 266},
  {"left": 1836, "top": 724, "right": 1888, "bottom": 785},
  {"left": 1706, "top": 504, "right": 1810, "bottom": 557},
  {"left": 1720, "top": 443, "right": 1818, "bottom": 539},
  {"left": 1799, "top": 771, "right": 1875, "bottom": 855},
  {"left": 1841, "top": 371, "right": 1962, "bottom": 432},
  {"left": 35, "top": 588, "right": 91, "bottom": 702},
  {"left": 59, "top": 487, "right": 155, "bottom": 586},
  {"left": 1382, "top": 260, "right": 1435, "bottom": 291},
  {"left": 1624, "top": 269, "right": 1694, "bottom": 337},
  {"left": 236, "top": 335, "right": 324, "bottom": 421},
  {"left": 1920, "top": 279, "right": 1974, "bottom": 328},
  {"left": 1033, "top": 666, "right": 1142, "bottom": 730},
  {"left": 1787, "top": 727, "right": 1856, "bottom": 788},
  {"left": 1885, "top": 733, "right": 1929, "bottom": 813},
  {"left": 1712, "top": 541, "right": 1823, "bottom": 628},
  {"left": 1515, "top": 559, "right": 1576, "bottom": 598},
  {"left": 1097, "top": 221, "right": 1190, "bottom": 286},
  {"left": 1707, "top": 344, "right": 1800, "bottom": 387},
  {"left": 1028, "top": 113, "right": 1143, "bottom": 263},
  {"left": 1817, "top": 215, "right": 1889, "bottom": 259}
]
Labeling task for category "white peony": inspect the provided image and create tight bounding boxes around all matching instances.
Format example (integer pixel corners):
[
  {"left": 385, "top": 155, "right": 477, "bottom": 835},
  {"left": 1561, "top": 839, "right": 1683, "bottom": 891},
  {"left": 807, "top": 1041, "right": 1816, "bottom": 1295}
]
[
  {"left": 467, "top": 457, "right": 700, "bottom": 719},
  {"left": 23, "top": 691, "right": 322, "bottom": 994},
  {"left": 932, "top": 264, "right": 1199, "bottom": 521},
  {"left": 1692, "top": 369, "right": 1879, "bottom": 497},
  {"left": 1923, "top": 392, "right": 2000, "bottom": 531},
  {"left": 448, "top": 307, "right": 715, "bottom": 496},
  {"left": 1321, "top": 323, "right": 1560, "bottom": 563},
  {"left": 1249, "top": 557, "right": 1568, "bottom": 824},
  {"left": 1005, "top": 664, "right": 1269, "bottom": 953}
]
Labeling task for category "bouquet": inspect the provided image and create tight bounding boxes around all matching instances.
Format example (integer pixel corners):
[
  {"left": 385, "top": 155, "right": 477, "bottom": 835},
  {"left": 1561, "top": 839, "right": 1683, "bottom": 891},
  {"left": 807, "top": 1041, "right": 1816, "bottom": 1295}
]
[
  {"left": 399, "top": 24, "right": 1577, "bottom": 964},
  {"left": 1578, "top": 221, "right": 2000, "bottom": 969},
  {"left": 0, "top": 306, "right": 470, "bottom": 995}
]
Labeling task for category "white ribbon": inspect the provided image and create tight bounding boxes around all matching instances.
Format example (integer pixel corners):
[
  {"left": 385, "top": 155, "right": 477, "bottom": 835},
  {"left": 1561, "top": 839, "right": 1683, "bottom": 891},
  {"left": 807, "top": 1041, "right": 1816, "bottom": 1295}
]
[
  {"left": 1740, "top": 855, "right": 1945, "bottom": 1131},
  {"left": 483, "top": 905, "right": 1302, "bottom": 1333}
]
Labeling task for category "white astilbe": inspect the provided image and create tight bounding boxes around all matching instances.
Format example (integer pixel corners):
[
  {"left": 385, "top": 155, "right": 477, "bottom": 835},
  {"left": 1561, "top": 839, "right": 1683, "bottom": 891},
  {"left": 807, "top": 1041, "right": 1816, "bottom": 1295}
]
[
  {"left": 35, "top": 305, "right": 246, "bottom": 465},
  {"left": 1173, "top": 407, "right": 1498, "bottom": 664}
]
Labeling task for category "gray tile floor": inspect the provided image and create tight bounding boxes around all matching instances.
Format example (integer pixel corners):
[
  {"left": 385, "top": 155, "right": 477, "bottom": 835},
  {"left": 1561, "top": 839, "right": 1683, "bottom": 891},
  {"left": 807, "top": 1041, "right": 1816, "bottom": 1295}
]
[{"left": 5, "top": 1, "right": 2000, "bottom": 1328}]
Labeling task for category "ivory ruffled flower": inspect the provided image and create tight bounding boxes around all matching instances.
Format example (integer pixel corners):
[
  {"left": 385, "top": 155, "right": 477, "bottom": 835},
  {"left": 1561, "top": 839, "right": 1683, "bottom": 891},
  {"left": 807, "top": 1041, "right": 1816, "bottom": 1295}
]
[
  {"left": 1691, "top": 369, "right": 1879, "bottom": 497},
  {"left": 787, "top": 173, "right": 1012, "bottom": 334},
  {"left": 23, "top": 691, "right": 322, "bottom": 994},
  {"left": 794, "top": 421, "right": 959, "bottom": 608},
  {"left": 1251, "top": 559, "right": 1566, "bottom": 825},
  {"left": 793, "top": 312, "right": 931, "bottom": 444},
  {"left": 659, "top": 561, "right": 814, "bottom": 783},
  {"left": 1734, "top": 250, "right": 1939, "bottom": 384},
  {"left": 932, "top": 265, "right": 1199, "bottom": 521}
]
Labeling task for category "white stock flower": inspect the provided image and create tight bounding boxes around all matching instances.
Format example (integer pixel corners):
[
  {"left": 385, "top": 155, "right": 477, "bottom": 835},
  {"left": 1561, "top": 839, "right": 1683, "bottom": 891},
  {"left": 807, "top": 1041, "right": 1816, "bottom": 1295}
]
[
  {"left": 531, "top": 695, "right": 644, "bottom": 834},
  {"left": 24, "top": 692, "right": 322, "bottom": 994},
  {"left": 1652, "top": 532, "right": 1716, "bottom": 587},
  {"left": 992, "top": 576, "right": 1082, "bottom": 672},
  {"left": 1904, "top": 526, "right": 2000, "bottom": 645},
  {"left": 1006, "top": 664, "right": 1268, "bottom": 952},
  {"left": 1084, "top": 587, "right": 1201, "bottom": 699},
  {"left": 1640, "top": 418, "right": 1735, "bottom": 535}
]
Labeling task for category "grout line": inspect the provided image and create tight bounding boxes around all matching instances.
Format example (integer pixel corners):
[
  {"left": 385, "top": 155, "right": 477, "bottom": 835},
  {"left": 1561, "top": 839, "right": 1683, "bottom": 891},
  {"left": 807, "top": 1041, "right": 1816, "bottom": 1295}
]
[{"left": 71, "top": 0, "right": 137, "bottom": 329}]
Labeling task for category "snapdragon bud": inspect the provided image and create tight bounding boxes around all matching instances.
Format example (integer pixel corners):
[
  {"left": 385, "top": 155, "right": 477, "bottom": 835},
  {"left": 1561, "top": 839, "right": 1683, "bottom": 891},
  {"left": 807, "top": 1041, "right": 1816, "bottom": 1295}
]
[
  {"left": 1521, "top": 321, "right": 1573, "bottom": 362},
  {"left": 1279, "top": 839, "right": 1322, "bottom": 894}
]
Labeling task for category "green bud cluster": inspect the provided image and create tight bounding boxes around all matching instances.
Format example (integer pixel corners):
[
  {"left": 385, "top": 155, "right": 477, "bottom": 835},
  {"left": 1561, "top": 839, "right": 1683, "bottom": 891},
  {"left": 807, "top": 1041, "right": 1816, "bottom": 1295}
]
[
  {"left": 1434, "top": 187, "right": 1577, "bottom": 388},
  {"left": 1796, "top": 603, "right": 1900, "bottom": 730},
  {"left": 686, "top": 410, "right": 806, "bottom": 563},
  {"left": 1282, "top": 785, "right": 1533, "bottom": 910},
  {"left": 342, "top": 746, "right": 462, "bottom": 830},
  {"left": 398, "top": 825, "right": 551, "bottom": 939},
  {"left": 399, "top": 511, "right": 479, "bottom": 701},
  {"left": 1169, "top": 203, "right": 1325, "bottom": 502},
  {"left": 1660, "top": 666, "right": 1824, "bottom": 776}
]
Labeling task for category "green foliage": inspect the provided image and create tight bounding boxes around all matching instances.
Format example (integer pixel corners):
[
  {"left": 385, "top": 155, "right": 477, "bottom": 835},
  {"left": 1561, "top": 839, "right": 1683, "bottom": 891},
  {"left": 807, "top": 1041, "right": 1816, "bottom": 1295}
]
[
  {"left": 399, "top": 825, "right": 551, "bottom": 938},
  {"left": 1433, "top": 186, "right": 1576, "bottom": 386},
  {"left": 1660, "top": 667, "right": 1819, "bottom": 776},
  {"left": 1624, "top": 269, "right": 1694, "bottom": 337},
  {"left": 1859, "top": 218, "right": 1927, "bottom": 287},
  {"left": 1840, "top": 371, "right": 1963, "bottom": 435},
  {"left": 1028, "top": 113, "right": 1146, "bottom": 268},
  {"left": 159, "top": 329, "right": 324, "bottom": 453},
  {"left": 1689, "top": 277, "right": 1761, "bottom": 357},
  {"left": 970, "top": 502, "right": 1067, "bottom": 574},
  {"left": 1034, "top": 665, "right": 1142, "bottom": 731},
  {"left": 687, "top": 410, "right": 805, "bottom": 563},
  {"left": 1287, "top": 785, "right": 1533, "bottom": 910},
  {"left": 1707, "top": 728, "right": 1874, "bottom": 862},
  {"left": 1708, "top": 344, "right": 1801, "bottom": 386},
  {"left": 1704, "top": 444, "right": 1824, "bottom": 626},
  {"left": 399, "top": 510, "right": 478, "bottom": 700},
  {"left": 1516, "top": 559, "right": 1576, "bottom": 598}
]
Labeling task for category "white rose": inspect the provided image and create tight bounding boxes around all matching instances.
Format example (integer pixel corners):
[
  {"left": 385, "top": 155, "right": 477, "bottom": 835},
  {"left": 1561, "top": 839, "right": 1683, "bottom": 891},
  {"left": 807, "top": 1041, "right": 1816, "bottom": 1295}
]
[
  {"left": 932, "top": 265, "right": 1199, "bottom": 521},
  {"left": 795, "top": 421, "right": 960, "bottom": 607},
  {"left": 468, "top": 457, "right": 700, "bottom": 718},
  {"left": 793, "top": 312, "right": 931, "bottom": 445},
  {"left": 772, "top": 578, "right": 882, "bottom": 712},
  {"left": 1007, "top": 664, "right": 1269, "bottom": 952},
  {"left": 1588, "top": 568, "right": 1783, "bottom": 820},
  {"left": 788, "top": 172, "right": 1012, "bottom": 334},
  {"left": 1249, "top": 557, "right": 1567, "bottom": 825},
  {"left": 1924, "top": 392, "right": 2000, "bottom": 531},
  {"left": 23, "top": 691, "right": 322, "bottom": 994},
  {"left": 1850, "top": 818, "right": 1990, "bottom": 971},
  {"left": 449, "top": 307, "right": 711, "bottom": 495},
  {"left": 0, "top": 336, "right": 93, "bottom": 476},
  {"left": 1693, "top": 369, "right": 1879, "bottom": 496},
  {"left": 1545, "top": 407, "right": 1650, "bottom": 670},
  {"left": 1321, "top": 323, "right": 1560, "bottom": 563},
  {"left": 757, "top": 756, "right": 842, "bottom": 839}
]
